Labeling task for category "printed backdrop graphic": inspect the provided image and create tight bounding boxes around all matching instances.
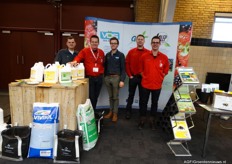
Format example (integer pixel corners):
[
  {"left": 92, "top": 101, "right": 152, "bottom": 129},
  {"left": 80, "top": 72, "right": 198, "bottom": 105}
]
[{"left": 84, "top": 17, "right": 192, "bottom": 111}]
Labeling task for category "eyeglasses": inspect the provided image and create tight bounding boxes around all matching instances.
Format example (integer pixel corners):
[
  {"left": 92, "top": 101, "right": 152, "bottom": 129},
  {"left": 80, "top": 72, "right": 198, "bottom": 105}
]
[
  {"left": 151, "top": 42, "right": 160, "bottom": 44},
  {"left": 110, "top": 43, "right": 118, "bottom": 45},
  {"left": 90, "top": 41, "right": 99, "bottom": 44}
]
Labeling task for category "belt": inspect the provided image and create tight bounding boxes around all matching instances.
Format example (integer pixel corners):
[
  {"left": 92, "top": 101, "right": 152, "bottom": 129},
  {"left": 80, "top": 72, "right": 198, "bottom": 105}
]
[
  {"left": 108, "top": 74, "right": 119, "bottom": 76},
  {"left": 86, "top": 74, "right": 103, "bottom": 78},
  {"left": 133, "top": 74, "right": 141, "bottom": 77}
]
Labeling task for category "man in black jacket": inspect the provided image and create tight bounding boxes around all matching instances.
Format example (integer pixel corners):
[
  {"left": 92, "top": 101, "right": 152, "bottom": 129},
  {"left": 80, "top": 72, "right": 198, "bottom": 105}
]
[
  {"left": 54, "top": 36, "right": 78, "bottom": 65},
  {"left": 103, "top": 37, "right": 126, "bottom": 122}
]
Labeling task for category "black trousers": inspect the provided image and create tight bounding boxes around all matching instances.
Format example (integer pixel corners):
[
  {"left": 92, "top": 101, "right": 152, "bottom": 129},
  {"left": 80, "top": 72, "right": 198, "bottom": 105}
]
[
  {"left": 140, "top": 87, "right": 161, "bottom": 117},
  {"left": 87, "top": 75, "right": 103, "bottom": 111},
  {"left": 126, "top": 75, "right": 142, "bottom": 111}
]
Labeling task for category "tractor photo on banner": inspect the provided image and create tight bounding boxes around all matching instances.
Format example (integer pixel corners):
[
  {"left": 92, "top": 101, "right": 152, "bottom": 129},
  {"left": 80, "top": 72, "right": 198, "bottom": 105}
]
[{"left": 84, "top": 17, "right": 192, "bottom": 111}]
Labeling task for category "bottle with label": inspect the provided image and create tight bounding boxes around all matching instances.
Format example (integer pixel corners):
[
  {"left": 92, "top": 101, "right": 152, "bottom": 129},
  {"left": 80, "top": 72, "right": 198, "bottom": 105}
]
[
  {"left": 30, "top": 62, "right": 44, "bottom": 82},
  {"left": 44, "top": 63, "right": 58, "bottom": 83},
  {"left": 59, "top": 63, "right": 72, "bottom": 83},
  {"left": 77, "top": 63, "right": 85, "bottom": 79},
  {"left": 71, "top": 65, "right": 78, "bottom": 81}
]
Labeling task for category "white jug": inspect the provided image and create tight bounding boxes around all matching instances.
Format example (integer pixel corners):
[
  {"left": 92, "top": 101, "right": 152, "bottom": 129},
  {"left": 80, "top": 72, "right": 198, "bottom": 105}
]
[
  {"left": 77, "top": 63, "right": 85, "bottom": 79},
  {"left": 44, "top": 63, "right": 58, "bottom": 83},
  {"left": 71, "top": 65, "right": 78, "bottom": 81},
  {"left": 59, "top": 63, "right": 72, "bottom": 83},
  {"left": 30, "top": 62, "right": 44, "bottom": 82}
]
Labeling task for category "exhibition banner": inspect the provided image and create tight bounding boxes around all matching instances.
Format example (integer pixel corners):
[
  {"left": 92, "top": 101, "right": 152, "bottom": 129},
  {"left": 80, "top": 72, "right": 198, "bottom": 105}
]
[{"left": 84, "top": 17, "right": 192, "bottom": 111}]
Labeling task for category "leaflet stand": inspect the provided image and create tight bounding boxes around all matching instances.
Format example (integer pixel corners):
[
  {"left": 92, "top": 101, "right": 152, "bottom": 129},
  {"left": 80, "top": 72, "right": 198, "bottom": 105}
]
[
  {"left": 167, "top": 67, "right": 200, "bottom": 156},
  {"left": 167, "top": 140, "right": 191, "bottom": 156}
]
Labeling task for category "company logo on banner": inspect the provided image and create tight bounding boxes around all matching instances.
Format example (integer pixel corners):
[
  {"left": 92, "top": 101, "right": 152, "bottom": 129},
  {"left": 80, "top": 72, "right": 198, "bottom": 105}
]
[
  {"left": 130, "top": 31, "right": 148, "bottom": 43},
  {"left": 100, "top": 31, "right": 120, "bottom": 41},
  {"left": 84, "top": 17, "right": 192, "bottom": 111}
]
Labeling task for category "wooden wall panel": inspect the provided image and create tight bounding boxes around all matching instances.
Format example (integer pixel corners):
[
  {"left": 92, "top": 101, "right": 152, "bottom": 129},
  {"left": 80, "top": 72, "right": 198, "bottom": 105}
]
[
  {"left": 0, "top": 0, "right": 134, "bottom": 89},
  {"left": 61, "top": 3, "right": 134, "bottom": 30},
  {"left": 0, "top": 1, "right": 56, "bottom": 29}
]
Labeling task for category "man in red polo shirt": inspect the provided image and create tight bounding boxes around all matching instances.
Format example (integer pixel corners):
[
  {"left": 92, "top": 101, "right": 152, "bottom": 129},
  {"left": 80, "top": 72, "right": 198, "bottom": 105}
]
[
  {"left": 139, "top": 35, "right": 169, "bottom": 130},
  {"left": 71, "top": 35, "right": 105, "bottom": 111},
  {"left": 125, "top": 34, "right": 149, "bottom": 119}
]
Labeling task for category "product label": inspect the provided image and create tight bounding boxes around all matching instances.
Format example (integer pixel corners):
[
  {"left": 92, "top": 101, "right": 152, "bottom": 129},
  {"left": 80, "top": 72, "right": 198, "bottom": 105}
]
[
  {"left": 71, "top": 69, "right": 78, "bottom": 80},
  {"left": 61, "top": 72, "right": 71, "bottom": 81},
  {"left": 30, "top": 69, "right": 36, "bottom": 79},
  {"left": 44, "top": 71, "right": 55, "bottom": 81},
  {"left": 77, "top": 70, "right": 84, "bottom": 78}
]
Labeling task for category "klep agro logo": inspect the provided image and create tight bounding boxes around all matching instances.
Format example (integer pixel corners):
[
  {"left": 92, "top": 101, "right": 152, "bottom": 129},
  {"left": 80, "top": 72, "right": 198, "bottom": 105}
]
[
  {"left": 100, "top": 31, "right": 120, "bottom": 41},
  {"left": 157, "top": 32, "right": 167, "bottom": 42},
  {"left": 157, "top": 32, "right": 170, "bottom": 47}
]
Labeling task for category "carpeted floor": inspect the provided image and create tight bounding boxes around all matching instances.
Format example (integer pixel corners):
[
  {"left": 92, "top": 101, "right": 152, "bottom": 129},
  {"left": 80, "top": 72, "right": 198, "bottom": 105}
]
[{"left": 0, "top": 93, "right": 231, "bottom": 164}]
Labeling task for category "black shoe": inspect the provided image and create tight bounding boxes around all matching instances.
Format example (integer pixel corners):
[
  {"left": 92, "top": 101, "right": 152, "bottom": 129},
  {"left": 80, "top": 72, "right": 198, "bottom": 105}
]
[
  {"left": 125, "top": 111, "right": 132, "bottom": 119},
  {"left": 138, "top": 121, "right": 144, "bottom": 130},
  {"left": 150, "top": 121, "right": 156, "bottom": 131}
]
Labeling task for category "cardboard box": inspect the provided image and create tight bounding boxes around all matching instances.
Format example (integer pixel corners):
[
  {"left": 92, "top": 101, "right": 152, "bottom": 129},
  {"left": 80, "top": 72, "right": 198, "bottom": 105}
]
[{"left": 213, "top": 92, "right": 232, "bottom": 111}]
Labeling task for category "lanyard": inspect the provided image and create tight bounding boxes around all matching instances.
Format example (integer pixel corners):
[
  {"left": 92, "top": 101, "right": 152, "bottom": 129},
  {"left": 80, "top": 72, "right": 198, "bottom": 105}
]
[{"left": 90, "top": 48, "right": 99, "bottom": 66}]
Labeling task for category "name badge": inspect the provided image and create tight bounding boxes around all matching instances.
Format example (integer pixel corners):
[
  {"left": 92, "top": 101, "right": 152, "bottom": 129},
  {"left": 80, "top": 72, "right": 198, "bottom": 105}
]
[{"left": 93, "top": 67, "right": 99, "bottom": 72}]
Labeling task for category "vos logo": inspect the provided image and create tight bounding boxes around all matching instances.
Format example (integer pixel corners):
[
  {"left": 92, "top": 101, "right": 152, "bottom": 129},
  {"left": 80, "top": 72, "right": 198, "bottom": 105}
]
[{"left": 100, "top": 31, "right": 120, "bottom": 40}]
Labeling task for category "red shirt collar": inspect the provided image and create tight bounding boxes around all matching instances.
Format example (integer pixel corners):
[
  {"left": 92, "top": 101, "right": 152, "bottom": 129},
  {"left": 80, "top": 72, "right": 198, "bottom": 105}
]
[{"left": 149, "top": 50, "right": 160, "bottom": 57}]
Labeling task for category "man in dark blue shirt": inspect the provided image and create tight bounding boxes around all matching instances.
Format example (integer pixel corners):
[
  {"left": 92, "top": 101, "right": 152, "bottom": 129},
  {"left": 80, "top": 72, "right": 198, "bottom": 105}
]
[
  {"left": 54, "top": 36, "right": 78, "bottom": 65},
  {"left": 104, "top": 37, "right": 126, "bottom": 122}
]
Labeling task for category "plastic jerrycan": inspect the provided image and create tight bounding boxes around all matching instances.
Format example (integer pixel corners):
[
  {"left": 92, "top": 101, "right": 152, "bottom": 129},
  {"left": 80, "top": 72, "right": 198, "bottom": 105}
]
[
  {"left": 71, "top": 65, "right": 78, "bottom": 81},
  {"left": 44, "top": 63, "right": 58, "bottom": 83},
  {"left": 77, "top": 63, "right": 85, "bottom": 79},
  {"left": 30, "top": 62, "right": 44, "bottom": 82},
  {"left": 59, "top": 63, "right": 72, "bottom": 83}
]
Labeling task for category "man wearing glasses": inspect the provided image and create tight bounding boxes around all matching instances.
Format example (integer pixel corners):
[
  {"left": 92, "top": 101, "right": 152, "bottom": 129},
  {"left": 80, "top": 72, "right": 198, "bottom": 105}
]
[
  {"left": 138, "top": 35, "right": 169, "bottom": 130},
  {"left": 103, "top": 37, "right": 126, "bottom": 122}
]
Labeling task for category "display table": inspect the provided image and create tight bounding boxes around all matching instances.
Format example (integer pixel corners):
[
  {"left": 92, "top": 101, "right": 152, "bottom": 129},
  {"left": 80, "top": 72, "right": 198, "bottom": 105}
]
[
  {"left": 197, "top": 103, "right": 232, "bottom": 157},
  {"left": 8, "top": 79, "right": 89, "bottom": 130}
]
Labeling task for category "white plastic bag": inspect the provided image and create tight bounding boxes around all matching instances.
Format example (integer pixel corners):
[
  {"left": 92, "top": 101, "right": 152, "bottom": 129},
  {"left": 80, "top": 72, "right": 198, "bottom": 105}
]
[{"left": 76, "top": 99, "right": 98, "bottom": 151}]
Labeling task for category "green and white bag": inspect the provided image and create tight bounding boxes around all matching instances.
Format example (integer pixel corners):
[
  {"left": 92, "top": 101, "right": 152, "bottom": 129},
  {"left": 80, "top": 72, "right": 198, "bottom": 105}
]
[{"left": 76, "top": 99, "right": 98, "bottom": 151}]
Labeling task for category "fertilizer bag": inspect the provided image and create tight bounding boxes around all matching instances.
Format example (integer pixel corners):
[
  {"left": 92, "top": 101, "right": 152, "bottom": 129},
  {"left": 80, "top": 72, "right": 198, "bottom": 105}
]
[
  {"left": 28, "top": 103, "right": 59, "bottom": 159},
  {"left": 53, "top": 129, "right": 82, "bottom": 163},
  {"left": 1, "top": 126, "right": 31, "bottom": 161},
  {"left": 76, "top": 99, "right": 98, "bottom": 151}
]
